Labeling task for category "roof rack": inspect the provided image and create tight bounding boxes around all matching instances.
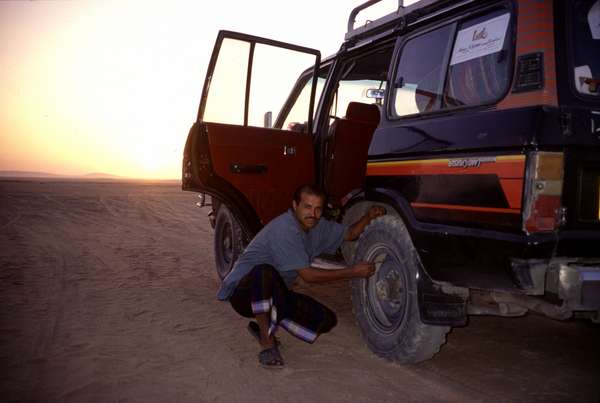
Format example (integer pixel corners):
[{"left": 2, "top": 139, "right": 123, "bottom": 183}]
[{"left": 345, "top": 0, "right": 459, "bottom": 41}]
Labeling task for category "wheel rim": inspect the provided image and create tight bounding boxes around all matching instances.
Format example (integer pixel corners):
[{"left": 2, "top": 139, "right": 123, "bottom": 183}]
[{"left": 363, "top": 243, "right": 408, "bottom": 333}]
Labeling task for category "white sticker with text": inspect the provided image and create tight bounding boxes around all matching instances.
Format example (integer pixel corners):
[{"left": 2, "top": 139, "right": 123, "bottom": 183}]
[{"left": 450, "top": 13, "right": 510, "bottom": 66}]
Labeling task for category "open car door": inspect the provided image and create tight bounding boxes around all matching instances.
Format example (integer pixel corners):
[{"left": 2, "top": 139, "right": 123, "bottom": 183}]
[{"left": 183, "top": 31, "right": 321, "bottom": 225}]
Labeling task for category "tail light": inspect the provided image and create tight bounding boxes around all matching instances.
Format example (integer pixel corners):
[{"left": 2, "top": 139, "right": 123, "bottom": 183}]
[{"left": 523, "top": 152, "right": 564, "bottom": 233}]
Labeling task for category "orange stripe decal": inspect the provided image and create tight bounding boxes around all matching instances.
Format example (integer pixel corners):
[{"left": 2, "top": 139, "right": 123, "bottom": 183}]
[
  {"left": 367, "top": 155, "right": 526, "bottom": 213},
  {"left": 499, "top": 178, "right": 524, "bottom": 209},
  {"left": 366, "top": 155, "right": 525, "bottom": 178}
]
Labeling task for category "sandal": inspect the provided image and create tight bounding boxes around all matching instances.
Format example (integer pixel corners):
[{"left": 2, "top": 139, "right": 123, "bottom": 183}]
[
  {"left": 258, "top": 346, "right": 285, "bottom": 368},
  {"left": 247, "top": 321, "right": 281, "bottom": 347}
]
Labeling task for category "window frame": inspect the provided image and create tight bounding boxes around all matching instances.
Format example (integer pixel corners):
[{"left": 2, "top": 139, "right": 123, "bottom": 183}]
[
  {"left": 320, "top": 42, "right": 395, "bottom": 123},
  {"left": 197, "top": 30, "right": 321, "bottom": 131},
  {"left": 273, "top": 62, "right": 332, "bottom": 131},
  {"left": 565, "top": 0, "right": 600, "bottom": 104},
  {"left": 386, "top": 2, "right": 516, "bottom": 121}
]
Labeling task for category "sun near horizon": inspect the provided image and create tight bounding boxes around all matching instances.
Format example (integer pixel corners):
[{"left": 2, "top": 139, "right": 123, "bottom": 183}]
[{"left": 0, "top": 0, "right": 409, "bottom": 180}]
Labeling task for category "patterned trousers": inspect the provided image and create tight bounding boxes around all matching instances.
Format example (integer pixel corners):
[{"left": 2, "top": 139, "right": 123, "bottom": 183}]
[{"left": 229, "top": 264, "right": 337, "bottom": 343}]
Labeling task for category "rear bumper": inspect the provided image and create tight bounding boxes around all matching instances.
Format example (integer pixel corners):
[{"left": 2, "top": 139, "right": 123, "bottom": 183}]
[
  {"left": 550, "top": 261, "right": 600, "bottom": 310},
  {"left": 512, "top": 257, "right": 600, "bottom": 309},
  {"left": 468, "top": 258, "right": 600, "bottom": 322}
]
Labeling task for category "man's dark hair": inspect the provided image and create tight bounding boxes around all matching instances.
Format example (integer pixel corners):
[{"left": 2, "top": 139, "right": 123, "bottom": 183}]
[{"left": 293, "top": 184, "right": 326, "bottom": 204}]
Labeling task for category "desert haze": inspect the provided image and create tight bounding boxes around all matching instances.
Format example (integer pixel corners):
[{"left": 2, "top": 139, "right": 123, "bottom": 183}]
[
  {"left": 0, "top": 171, "right": 161, "bottom": 180},
  {"left": 0, "top": 179, "right": 598, "bottom": 402}
]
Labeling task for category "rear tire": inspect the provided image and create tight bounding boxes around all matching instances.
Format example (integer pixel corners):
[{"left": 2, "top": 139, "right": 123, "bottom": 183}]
[
  {"left": 213, "top": 205, "right": 246, "bottom": 280},
  {"left": 352, "top": 216, "right": 449, "bottom": 363}
]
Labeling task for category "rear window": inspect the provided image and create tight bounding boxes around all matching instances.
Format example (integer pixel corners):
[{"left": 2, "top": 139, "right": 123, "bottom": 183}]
[
  {"left": 391, "top": 8, "right": 512, "bottom": 117},
  {"left": 444, "top": 11, "right": 512, "bottom": 108},
  {"left": 571, "top": 0, "right": 600, "bottom": 98}
]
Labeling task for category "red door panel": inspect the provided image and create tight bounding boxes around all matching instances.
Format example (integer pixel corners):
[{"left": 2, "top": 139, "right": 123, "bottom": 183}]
[
  {"left": 194, "top": 30, "right": 320, "bottom": 225},
  {"left": 206, "top": 123, "right": 314, "bottom": 223}
]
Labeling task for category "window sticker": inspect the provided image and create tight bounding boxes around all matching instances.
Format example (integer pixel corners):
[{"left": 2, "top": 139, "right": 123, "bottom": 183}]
[
  {"left": 575, "top": 65, "right": 595, "bottom": 95},
  {"left": 450, "top": 13, "right": 510, "bottom": 66},
  {"left": 589, "top": 0, "right": 600, "bottom": 40}
]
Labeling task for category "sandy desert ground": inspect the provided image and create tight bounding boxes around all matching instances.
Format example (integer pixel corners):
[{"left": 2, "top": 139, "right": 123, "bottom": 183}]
[{"left": 0, "top": 179, "right": 599, "bottom": 403}]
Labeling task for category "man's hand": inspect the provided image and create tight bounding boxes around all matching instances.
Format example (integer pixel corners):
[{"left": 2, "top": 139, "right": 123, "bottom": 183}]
[
  {"left": 345, "top": 205, "right": 387, "bottom": 241},
  {"left": 367, "top": 205, "right": 386, "bottom": 220},
  {"left": 351, "top": 262, "right": 376, "bottom": 278}
]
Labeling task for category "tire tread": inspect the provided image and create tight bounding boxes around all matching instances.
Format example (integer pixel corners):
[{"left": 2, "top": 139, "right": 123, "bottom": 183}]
[{"left": 351, "top": 215, "right": 449, "bottom": 364}]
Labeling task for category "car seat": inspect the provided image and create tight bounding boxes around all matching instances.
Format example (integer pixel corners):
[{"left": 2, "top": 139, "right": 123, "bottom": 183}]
[{"left": 324, "top": 102, "right": 380, "bottom": 205}]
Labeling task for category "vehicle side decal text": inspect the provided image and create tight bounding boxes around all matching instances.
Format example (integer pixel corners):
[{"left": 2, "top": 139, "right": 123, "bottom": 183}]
[{"left": 448, "top": 157, "right": 497, "bottom": 168}]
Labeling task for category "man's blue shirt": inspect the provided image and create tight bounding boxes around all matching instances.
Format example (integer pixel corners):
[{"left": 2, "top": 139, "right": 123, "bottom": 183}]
[{"left": 216, "top": 209, "right": 347, "bottom": 300}]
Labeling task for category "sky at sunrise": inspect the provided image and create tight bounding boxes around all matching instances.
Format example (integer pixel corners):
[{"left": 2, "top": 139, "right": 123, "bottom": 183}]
[{"left": 0, "top": 0, "right": 412, "bottom": 179}]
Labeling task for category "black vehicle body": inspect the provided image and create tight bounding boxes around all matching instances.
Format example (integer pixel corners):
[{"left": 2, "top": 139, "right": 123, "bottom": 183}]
[{"left": 183, "top": 0, "right": 600, "bottom": 362}]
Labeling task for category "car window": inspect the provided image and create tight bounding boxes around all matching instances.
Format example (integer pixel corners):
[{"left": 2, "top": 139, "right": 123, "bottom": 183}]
[
  {"left": 203, "top": 38, "right": 249, "bottom": 125},
  {"left": 331, "top": 79, "right": 386, "bottom": 119},
  {"left": 203, "top": 37, "right": 319, "bottom": 129},
  {"left": 392, "top": 25, "right": 454, "bottom": 117},
  {"left": 328, "top": 46, "right": 393, "bottom": 121},
  {"left": 391, "top": 8, "right": 512, "bottom": 118},
  {"left": 248, "top": 44, "right": 318, "bottom": 128},
  {"left": 444, "top": 10, "right": 512, "bottom": 107},
  {"left": 570, "top": 0, "right": 600, "bottom": 98},
  {"left": 280, "top": 67, "right": 329, "bottom": 131}
]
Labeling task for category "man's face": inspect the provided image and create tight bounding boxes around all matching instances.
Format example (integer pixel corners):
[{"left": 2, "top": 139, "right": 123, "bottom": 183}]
[{"left": 292, "top": 192, "right": 324, "bottom": 231}]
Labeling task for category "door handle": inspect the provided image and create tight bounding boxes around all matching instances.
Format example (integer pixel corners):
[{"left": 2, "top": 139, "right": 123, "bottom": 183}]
[
  {"left": 283, "top": 145, "right": 296, "bottom": 156},
  {"left": 230, "top": 163, "right": 267, "bottom": 174}
]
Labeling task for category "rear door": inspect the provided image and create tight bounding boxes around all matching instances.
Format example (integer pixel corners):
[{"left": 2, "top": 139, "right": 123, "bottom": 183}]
[{"left": 194, "top": 31, "right": 321, "bottom": 223}]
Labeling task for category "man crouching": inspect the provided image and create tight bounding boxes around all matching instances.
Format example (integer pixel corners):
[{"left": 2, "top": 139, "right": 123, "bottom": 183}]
[{"left": 216, "top": 184, "right": 386, "bottom": 368}]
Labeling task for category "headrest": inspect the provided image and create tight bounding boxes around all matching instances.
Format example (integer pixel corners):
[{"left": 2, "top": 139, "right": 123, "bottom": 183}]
[{"left": 345, "top": 102, "right": 380, "bottom": 124}]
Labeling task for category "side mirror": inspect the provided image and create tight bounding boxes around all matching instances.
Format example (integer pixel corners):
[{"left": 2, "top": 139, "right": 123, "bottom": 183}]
[
  {"left": 365, "top": 88, "right": 385, "bottom": 100},
  {"left": 264, "top": 111, "right": 272, "bottom": 128}
]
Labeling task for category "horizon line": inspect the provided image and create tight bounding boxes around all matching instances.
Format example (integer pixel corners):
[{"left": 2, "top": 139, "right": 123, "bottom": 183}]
[{"left": 0, "top": 170, "right": 180, "bottom": 181}]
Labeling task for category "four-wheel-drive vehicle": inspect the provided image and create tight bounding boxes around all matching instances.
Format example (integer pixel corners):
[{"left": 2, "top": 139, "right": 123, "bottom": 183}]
[{"left": 183, "top": 0, "right": 600, "bottom": 363}]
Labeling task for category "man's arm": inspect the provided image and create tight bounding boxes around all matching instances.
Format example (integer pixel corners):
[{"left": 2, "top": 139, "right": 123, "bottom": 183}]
[
  {"left": 296, "top": 206, "right": 386, "bottom": 284},
  {"left": 297, "top": 262, "right": 376, "bottom": 283},
  {"left": 344, "top": 205, "right": 386, "bottom": 241}
]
